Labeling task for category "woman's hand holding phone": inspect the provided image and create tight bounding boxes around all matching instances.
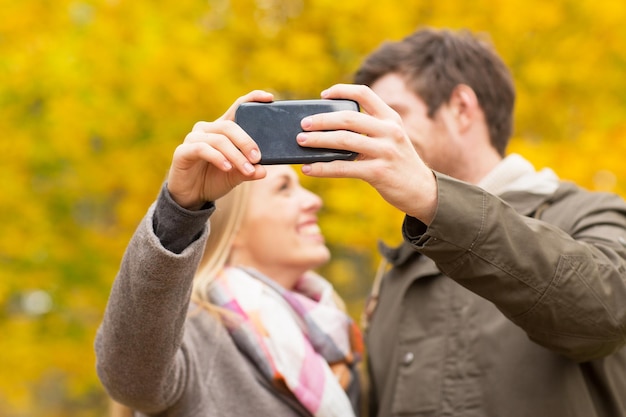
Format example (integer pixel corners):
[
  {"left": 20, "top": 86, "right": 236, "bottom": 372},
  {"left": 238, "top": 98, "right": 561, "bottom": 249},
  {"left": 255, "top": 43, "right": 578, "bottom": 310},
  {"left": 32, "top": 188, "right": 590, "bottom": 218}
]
[{"left": 166, "top": 90, "right": 273, "bottom": 210}]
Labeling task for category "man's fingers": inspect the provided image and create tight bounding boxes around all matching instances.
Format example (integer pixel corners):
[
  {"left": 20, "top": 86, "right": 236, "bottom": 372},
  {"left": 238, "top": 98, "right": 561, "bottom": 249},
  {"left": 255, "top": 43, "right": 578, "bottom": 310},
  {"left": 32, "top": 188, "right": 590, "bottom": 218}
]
[
  {"left": 301, "top": 110, "right": 404, "bottom": 147},
  {"left": 300, "top": 159, "right": 388, "bottom": 187},
  {"left": 321, "top": 83, "right": 402, "bottom": 122}
]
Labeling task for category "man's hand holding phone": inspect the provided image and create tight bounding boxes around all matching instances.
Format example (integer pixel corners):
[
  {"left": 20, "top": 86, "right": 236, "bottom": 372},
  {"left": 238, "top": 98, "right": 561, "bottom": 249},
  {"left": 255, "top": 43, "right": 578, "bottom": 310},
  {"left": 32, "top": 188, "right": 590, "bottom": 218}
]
[{"left": 297, "top": 84, "right": 438, "bottom": 225}]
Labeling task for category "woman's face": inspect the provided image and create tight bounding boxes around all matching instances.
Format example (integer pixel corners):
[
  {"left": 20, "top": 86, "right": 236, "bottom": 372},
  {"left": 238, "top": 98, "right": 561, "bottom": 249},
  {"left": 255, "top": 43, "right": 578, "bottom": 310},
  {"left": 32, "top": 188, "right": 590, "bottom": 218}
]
[{"left": 231, "top": 165, "right": 330, "bottom": 288}]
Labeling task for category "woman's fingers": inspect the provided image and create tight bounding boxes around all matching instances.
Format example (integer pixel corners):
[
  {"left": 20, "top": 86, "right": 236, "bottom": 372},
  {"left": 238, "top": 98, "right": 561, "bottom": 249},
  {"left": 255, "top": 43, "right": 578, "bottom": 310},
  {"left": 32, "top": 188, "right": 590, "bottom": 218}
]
[
  {"left": 169, "top": 139, "right": 267, "bottom": 206},
  {"left": 172, "top": 140, "right": 235, "bottom": 173},
  {"left": 187, "top": 120, "right": 261, "bottom": 172},
  {"left": 166, "top": 90, "right": 278, "bottom": 209},
  {"left": 219, "top": 90, "right": 274, "bottom": 121}
]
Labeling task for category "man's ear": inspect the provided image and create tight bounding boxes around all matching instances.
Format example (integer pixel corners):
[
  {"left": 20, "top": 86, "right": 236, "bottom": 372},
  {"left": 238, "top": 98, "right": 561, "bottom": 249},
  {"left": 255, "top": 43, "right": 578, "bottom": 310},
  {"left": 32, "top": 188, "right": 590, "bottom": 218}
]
[{"left": 449, "top": 84, "right": 480, "bottom": 133}]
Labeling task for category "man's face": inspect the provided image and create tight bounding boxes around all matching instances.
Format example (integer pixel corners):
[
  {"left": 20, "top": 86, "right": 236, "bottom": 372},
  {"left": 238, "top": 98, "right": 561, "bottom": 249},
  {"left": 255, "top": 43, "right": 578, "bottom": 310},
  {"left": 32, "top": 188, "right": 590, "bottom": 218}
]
[{"left": 370, "top": 73, "right": 463, "bottom": 177}]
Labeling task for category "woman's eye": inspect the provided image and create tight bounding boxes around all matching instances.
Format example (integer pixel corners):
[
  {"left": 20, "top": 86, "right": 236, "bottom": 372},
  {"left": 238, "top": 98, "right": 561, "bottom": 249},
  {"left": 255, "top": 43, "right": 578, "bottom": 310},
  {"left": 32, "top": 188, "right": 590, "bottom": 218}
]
[{"left": 275, "top": 175, "right": 296, "bottom": 194}]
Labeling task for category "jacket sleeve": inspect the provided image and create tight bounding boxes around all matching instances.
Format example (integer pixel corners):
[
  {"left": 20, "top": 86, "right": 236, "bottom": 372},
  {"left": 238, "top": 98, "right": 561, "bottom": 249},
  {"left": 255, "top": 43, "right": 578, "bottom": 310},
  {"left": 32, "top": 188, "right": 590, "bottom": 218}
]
[
  {"left": 94, "top": 187, "right": 213, "bottom": 413},
  {"left": 403, "top": 173, "right": 626, "bottom": 362}
]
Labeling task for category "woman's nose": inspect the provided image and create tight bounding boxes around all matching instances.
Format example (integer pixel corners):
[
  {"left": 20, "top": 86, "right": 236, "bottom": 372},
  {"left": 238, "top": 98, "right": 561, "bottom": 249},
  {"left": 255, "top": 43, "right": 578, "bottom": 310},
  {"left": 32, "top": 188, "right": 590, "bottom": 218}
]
[{"left": 300, "top": 188, "right": 323, "bottom": 211}]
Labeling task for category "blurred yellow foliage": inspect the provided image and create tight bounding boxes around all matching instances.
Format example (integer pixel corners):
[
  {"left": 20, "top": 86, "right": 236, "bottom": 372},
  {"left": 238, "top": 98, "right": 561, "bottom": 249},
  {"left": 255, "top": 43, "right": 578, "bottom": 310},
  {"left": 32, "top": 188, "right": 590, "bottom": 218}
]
[{"left": 2, "top": 0, "right": 626, "bottom": 415}]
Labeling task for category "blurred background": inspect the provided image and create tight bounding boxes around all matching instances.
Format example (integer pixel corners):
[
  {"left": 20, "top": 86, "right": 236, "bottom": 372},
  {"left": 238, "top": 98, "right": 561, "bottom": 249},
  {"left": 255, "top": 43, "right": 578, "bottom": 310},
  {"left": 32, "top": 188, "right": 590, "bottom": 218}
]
[{"left": 2, "top": 0, "right": 626, "bottom": 415}]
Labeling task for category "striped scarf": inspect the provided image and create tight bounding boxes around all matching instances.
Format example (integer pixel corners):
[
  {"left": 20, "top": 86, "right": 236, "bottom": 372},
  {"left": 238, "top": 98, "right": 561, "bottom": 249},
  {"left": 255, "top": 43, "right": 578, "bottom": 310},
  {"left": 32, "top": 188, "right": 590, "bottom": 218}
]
[{"left": 208, "top": 266, "right": 363, "bottom": 417}]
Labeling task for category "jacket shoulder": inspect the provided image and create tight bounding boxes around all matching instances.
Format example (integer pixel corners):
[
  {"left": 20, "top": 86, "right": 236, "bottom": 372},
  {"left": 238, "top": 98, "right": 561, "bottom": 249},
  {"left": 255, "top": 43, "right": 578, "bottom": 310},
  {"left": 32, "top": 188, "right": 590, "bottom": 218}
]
[{"left": 537, "top": 181, "right": 626, "bottom": 234}]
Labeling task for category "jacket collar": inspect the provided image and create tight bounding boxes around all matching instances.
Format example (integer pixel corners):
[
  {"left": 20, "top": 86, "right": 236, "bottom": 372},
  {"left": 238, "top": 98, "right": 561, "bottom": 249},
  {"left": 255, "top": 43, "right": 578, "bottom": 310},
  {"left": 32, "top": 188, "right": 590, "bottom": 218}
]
[
  {"left": 482, "top": 153, "right": 561, "bottom": 217},
  {"left": 477, "top": 153, "right": 559, "bottom": 197}
]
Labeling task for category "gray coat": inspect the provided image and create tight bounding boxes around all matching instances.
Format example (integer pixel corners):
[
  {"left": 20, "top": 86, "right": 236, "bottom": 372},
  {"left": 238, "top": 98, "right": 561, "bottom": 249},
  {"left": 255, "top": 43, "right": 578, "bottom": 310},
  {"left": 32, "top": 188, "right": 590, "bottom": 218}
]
[
  {"left": 366, "top": 173, "right": 626, "bottom": 417},
  {"left": 95, "top": 188, "right": 360, "bottom": 416}
]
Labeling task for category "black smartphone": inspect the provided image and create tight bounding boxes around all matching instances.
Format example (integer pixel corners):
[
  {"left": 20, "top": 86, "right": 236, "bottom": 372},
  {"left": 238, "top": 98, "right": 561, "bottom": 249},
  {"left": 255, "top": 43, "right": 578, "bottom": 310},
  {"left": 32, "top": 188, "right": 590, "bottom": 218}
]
[{"left": 234, "top": 99, "right": 359, "bottom": 164}]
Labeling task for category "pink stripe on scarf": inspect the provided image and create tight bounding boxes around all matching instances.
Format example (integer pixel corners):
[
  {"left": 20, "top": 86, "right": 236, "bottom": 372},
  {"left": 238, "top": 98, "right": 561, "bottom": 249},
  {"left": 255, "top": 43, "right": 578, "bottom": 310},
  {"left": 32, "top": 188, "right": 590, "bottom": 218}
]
[
  {"left": 223, "top": 299, "right": 246, "bottom": 317},
  {"left": 293, "top": 338, "right": 325, "bottom": 413}
]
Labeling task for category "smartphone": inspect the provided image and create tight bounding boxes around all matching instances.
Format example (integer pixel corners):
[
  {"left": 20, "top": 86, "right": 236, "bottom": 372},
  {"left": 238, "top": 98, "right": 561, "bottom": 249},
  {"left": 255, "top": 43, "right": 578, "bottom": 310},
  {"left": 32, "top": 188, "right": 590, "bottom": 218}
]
[{"left": 235, "top": 99, "right": 359, "bottom": 165}]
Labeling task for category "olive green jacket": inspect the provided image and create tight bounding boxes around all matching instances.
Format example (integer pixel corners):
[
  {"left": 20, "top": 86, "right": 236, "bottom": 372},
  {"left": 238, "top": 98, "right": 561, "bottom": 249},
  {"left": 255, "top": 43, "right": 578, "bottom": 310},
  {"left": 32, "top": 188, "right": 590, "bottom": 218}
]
[{"left": 366, "top": 173, "right": 626, "bottom": 417}]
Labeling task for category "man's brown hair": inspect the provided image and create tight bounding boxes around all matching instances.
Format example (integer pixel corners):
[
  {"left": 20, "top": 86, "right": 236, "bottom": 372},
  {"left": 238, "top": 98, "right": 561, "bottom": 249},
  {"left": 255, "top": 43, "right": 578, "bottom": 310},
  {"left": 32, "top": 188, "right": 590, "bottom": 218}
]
[{"left": 355, "top": 28, "right": 515, "bottom": 156}]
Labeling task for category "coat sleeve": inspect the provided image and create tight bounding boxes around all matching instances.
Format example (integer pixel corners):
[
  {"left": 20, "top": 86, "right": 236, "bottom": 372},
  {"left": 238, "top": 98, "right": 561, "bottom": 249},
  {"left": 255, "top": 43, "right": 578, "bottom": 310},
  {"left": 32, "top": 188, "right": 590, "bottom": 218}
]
[
  {"left": 403, "top": 173, "right": 626, "bottom": 362},
  {"left": 94, "top": 198, "right": 211, "bottom": 413}
]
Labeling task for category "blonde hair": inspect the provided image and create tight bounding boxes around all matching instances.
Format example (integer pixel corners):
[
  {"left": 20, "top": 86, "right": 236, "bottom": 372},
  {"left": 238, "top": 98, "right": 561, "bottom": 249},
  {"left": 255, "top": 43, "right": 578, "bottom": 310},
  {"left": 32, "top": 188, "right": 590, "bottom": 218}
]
[
  {"left": 110, "top": 183, "right": 253, "bottom": 417},
  {"left": 192, "top": 181, "right": 252, "bottom": 305}
]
